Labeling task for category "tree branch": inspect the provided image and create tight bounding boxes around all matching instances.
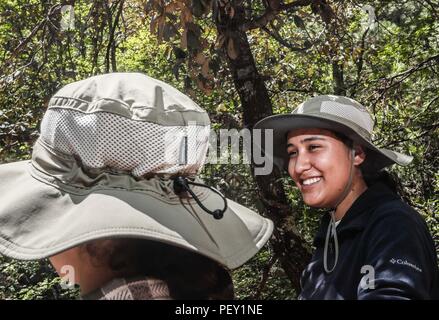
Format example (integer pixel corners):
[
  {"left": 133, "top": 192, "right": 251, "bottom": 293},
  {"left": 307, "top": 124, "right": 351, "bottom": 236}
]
[
  {"left": 381, "top": 123, "right": 439, "bottom": 148},
  {"left": 105, "top": 0, "right": 124, "bottom": 73},
  {"left": 368, "top": 54, "right": 439, "bottom": 104},
  {"left": 241, "top": 0, "right": 312, "bottom": 32},
  {"left": 349, "top": 27, "right": 369, "bottom": 97},
  {"left": 0, "top": 4, "right": 62, "bottom": 82},
  {"left": 252, "top": 254, "right": 278, "bottom": 299},
  {"left": 384, "top": 54, "right": 439, "bottom": 84},
  {"left": 261, "top": 26, "right": 312, "bottom": 51}
]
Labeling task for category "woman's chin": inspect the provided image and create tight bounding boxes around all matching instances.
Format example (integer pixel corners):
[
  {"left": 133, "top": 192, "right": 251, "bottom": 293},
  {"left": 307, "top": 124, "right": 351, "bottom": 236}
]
[{"left": 302, "top": 197, "right": 327, "bottom": 208}]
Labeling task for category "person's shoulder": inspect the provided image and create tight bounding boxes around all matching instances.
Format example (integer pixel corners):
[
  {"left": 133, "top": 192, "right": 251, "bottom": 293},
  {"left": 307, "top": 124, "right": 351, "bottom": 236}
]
[
  {"left": 372, "top": 197, "right": 417, "bottom": 217},
  {"left": 363, "top": 199, "right": 438, "bottom": 260},
  {"left": 368, "top": 196, "right": 429, "bottom": 235}
]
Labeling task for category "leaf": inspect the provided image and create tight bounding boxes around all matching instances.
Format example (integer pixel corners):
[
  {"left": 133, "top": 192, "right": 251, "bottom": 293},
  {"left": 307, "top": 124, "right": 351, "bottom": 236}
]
[
  {"left": 216, "top": 103, "right": 228, "bottom": 113},
  {"left": 293, "top": 15, "right": 306, "bottom": 29}
]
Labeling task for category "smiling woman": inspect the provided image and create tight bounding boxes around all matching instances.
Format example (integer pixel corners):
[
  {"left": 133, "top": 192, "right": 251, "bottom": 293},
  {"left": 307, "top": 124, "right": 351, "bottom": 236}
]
[
  {"left": 286, "top": 128, "right": 367, "bottom": 218},
  {"left": 255, "top": 95, "right": 439, "bottom": 300}
]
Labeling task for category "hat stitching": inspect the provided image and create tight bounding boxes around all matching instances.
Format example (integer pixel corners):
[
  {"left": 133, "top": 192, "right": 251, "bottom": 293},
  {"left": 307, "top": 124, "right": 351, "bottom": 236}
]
[
  {"left": 47, "top": 105, "right": 210, "bottom": 125},
  {"left": 50, "top": 96, "right": 208, "bottom": 114},
  {"left": 294, "top": 113, "right": 372, "bottom": 139},
  {"left": 29, "top": 164, "right": 208, "bottom": 204}
]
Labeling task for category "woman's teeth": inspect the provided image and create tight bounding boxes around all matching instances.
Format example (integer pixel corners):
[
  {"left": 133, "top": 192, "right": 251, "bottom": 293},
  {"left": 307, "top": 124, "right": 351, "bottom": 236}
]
[{"left": 303, "top": 177, "right": 322, "bottom": 185}]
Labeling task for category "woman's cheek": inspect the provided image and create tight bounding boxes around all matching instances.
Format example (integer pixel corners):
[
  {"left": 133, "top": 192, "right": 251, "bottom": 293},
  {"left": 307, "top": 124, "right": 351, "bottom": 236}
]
[{"left": 287, "top": 158, "right": 296, "bottom": 179}]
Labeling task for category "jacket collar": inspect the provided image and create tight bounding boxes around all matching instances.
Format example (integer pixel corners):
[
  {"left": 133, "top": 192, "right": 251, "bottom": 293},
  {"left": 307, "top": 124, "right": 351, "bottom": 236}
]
[{"left": 313, "top": 182, "right": 400, "bottom": 246}]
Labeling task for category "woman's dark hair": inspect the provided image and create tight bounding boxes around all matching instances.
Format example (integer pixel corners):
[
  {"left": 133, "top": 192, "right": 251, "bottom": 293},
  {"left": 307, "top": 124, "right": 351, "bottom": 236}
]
[
  {"left": 333, "top": 131, "right": 399, "bottom": 194},
  {"left": 82, "top": 238, "right": 234, "bottom": 300}
]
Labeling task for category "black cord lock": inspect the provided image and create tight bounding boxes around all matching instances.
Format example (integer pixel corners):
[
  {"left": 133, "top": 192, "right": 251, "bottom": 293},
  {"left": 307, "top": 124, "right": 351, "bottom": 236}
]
[{"left": 173, "top": 176, "right": 227, "bottom": 220}]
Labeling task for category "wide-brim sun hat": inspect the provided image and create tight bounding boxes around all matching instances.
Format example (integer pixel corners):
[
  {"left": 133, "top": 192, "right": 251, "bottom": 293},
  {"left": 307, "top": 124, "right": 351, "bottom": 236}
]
[
  {"left": 0, "top": 72, "right": 273, "bottom": 269},
  {"left": 254, "top": 95, "right": 413, "bottom": 173}
]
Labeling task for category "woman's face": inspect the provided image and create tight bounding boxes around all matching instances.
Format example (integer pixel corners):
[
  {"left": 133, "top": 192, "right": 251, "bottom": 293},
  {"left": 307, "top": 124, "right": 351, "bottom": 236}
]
[{"left": 286, "top": 128, "right": 363, "bottom": 208}]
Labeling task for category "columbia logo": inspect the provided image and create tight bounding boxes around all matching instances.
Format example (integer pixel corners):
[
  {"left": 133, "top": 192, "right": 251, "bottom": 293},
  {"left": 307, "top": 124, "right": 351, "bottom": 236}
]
[{"left": 389, "top": 258, "right": 422, "bottom": 272}]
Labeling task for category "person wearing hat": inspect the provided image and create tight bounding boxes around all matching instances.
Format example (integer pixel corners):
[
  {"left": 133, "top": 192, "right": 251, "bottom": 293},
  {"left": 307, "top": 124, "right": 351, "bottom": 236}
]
[
  {"left": 255, "top": 95, "right": 438, "bottom": 300},
  {"left": 0, "top": 72, "right": 274, "bottom": 299}
]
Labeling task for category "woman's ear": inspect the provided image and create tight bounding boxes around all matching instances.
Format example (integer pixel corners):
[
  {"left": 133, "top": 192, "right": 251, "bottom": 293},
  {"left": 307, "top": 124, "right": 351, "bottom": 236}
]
[{"left": 353, "top": 144, "right": 366, "bottom": 166}]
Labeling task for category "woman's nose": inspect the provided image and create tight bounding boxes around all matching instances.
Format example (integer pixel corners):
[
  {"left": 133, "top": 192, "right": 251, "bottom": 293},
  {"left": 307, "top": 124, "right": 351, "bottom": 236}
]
[{"left": 294, "top": 153, "right": 312, "bottom": 174}]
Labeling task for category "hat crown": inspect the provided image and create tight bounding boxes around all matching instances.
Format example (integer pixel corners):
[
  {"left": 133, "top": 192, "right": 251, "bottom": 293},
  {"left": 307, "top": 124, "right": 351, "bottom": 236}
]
[
  {"left": 38, "top": 73, "right": 211, "bottom": 177},
  {"left": 293, "top": 95, "right": 374, "bottom": 135},
  {"left": 49, "top": 73, "right": 209, "bottom": 120}
]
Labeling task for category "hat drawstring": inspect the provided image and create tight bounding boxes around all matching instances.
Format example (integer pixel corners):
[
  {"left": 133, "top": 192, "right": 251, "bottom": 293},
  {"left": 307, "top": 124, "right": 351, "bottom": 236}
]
[
  {"left": 173, "top": 176, "right": 228, "bottom": 220},
  {"left": 323, "top": 148, "right": 356, "bottom": 273},
  {"left": 323, "top": 210, "right": 339, "bottom": 273}
]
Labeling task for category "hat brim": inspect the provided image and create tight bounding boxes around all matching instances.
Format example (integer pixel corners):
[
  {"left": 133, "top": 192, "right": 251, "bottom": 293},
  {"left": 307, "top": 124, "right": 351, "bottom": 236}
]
[
  {"left": 254, "top": 113, "right": 412, "bottom": 173},
  {"left": 0, "top": 161, "right": 273, "bottom": 269}
]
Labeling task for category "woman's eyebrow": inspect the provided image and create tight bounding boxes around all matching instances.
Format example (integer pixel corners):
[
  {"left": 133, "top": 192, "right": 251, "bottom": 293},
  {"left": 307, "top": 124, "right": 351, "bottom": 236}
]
[
  {"left": 300, "top": 136, "right": 326, "bottom": 143},
  {"left": 287, "top": 136, "right": 326, "bottom": 148}
]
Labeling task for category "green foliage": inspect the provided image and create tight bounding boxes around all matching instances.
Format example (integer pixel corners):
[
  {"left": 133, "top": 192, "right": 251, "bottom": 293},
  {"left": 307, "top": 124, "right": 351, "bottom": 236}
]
[
  {"left": 0, "top": 256, "right": 78, "bottom": 299},
  {"left": 232, "top": 246, "right": 297, "bottom": 300}
]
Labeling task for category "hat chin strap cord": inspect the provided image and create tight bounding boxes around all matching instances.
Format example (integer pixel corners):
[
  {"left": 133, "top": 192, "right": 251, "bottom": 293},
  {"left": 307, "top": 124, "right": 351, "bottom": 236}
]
[
  {"left": 323, "top": 148, "right": 356, "bottom": 273},
  {"left": 173, "top": 176, "right": 228, "bottom": 220}
]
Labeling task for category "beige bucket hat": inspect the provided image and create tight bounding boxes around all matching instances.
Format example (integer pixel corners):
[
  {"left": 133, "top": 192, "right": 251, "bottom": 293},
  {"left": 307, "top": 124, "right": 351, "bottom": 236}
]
[
  {"left": 0, "top": 72, "right": 273, "bottom": 269},
  {"left": 254, "top": 95, "right": 413, "bottom": 173}
]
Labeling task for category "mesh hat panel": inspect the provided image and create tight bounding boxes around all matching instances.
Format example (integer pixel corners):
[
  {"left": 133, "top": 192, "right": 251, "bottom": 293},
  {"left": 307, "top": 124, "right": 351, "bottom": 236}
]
[{"left": 40, "top": 108, "right": 210, "bottom": 177}]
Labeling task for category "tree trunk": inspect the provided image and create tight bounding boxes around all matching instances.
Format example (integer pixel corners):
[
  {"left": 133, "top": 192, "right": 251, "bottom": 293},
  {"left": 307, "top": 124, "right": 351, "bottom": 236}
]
[
  {"left": 215, "top": 3, "right": 311, "bottom": 293},
  {"left": 332, "top": 61, "right": 346, "bottom": 95}
]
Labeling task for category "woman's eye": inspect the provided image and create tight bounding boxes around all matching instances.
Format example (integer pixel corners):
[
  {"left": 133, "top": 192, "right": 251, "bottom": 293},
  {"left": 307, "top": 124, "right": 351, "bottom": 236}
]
[
  {"left": 309, "top": 145, "right": 321, "bottom": 151},
  {"left": 288, "top": 150, "right": 298, "bottom": 158}
]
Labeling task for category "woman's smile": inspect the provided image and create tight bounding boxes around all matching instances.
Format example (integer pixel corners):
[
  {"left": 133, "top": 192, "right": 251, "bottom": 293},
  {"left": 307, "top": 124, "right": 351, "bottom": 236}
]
[{"left": 301, "top": 176, "right": 322, "bottom": 186}]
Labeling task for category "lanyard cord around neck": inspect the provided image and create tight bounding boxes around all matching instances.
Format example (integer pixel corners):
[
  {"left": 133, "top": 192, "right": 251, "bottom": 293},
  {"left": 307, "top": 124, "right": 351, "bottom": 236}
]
[{"left": 323, "top": 148, "right": 356, "bottom": 273}]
